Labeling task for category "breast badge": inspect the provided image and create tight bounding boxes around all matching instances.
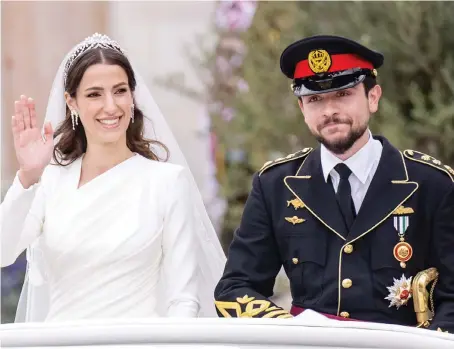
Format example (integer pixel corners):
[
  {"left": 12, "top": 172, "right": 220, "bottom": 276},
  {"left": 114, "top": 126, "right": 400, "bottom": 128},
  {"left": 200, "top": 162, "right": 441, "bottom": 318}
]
[
  {"left": 385, "top": 274, "right": 413, "bottom": 309},
  {"left": 287, "top": 198, "right": 305, "bottom": 210},
  {"left": 285, "top": 216, "right": 305, "bottom": 225}
]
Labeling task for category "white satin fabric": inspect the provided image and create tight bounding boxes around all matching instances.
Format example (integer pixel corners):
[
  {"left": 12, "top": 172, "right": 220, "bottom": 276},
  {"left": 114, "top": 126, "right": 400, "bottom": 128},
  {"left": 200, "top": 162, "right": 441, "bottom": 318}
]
[{"left": 1, "top": 154, "right": 209, "bottom": 321}]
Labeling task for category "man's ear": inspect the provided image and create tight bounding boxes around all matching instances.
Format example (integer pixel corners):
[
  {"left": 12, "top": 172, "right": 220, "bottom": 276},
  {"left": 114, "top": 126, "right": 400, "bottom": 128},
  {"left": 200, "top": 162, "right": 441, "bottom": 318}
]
[
  {"left": 367, "top": 84, "right": 382, "bottom": 113},
  {"left": 298, "top": 97, "right": 304, "bottom": 112}
]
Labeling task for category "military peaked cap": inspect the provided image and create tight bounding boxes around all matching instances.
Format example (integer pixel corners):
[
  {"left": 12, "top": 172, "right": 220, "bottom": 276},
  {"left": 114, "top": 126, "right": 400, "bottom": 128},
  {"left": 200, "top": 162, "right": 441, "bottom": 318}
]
[{"left": 280, "top": 35, "right": 384, "bottom": 96}]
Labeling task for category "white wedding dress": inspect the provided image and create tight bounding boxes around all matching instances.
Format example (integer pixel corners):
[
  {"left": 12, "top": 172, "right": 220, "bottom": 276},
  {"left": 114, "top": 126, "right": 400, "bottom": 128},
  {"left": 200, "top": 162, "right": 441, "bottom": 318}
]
[{"left": 1, "top": 154, "right": 208, "bottom": 322}]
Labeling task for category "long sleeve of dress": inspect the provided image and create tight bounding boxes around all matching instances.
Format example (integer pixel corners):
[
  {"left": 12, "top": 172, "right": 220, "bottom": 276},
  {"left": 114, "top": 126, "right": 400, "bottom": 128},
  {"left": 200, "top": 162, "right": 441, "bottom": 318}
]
[
  {"left": 161, "top": 166, "right": 200, "bottom": 317},
  {"left": 1, "top": 170, "right": 48, "bottom": 267}
]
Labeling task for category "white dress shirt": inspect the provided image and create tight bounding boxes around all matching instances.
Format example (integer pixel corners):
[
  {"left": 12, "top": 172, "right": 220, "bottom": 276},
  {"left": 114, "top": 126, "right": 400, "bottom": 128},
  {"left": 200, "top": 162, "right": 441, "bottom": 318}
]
[{"left": 320, "top": 130, "right": 383, "bottom": 213}]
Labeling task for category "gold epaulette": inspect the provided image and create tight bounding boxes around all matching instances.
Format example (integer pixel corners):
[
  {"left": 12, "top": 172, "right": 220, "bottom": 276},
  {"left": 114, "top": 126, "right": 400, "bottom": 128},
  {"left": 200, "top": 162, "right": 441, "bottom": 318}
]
[
  {"left": 214, "top": 295, "right": 292, "bottom": 318},
  {"left": 403, "top": 150, "right": 454, "bottom": 182},
  {"left": 259, "top": 147, "right": 313, "bottom": 176}
]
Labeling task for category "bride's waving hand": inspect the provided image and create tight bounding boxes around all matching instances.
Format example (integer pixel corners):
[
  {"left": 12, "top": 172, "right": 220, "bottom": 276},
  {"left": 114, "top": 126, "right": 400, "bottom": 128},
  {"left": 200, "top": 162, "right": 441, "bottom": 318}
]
[{"left": 12, "top": 95, "right": 54, "bottom": 188}]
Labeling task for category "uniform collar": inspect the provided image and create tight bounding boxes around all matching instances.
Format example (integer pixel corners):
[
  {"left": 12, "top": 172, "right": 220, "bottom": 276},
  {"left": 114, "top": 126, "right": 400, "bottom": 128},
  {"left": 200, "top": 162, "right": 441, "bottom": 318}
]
[{"left": 321, "top": 130, "right": 382, "bottom": 184}]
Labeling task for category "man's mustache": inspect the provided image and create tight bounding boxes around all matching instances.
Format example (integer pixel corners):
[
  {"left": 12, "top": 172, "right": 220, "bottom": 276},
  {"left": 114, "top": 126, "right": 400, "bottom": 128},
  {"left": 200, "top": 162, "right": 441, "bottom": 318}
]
[{"left": 320, "top": 116, "right": 351, "bottom": 129}]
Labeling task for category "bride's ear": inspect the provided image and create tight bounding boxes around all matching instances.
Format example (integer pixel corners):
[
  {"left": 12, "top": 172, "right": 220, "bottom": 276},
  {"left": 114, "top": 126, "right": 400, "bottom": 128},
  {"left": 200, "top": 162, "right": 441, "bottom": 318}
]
[{"left": 64, "top": 91, "right": 77, "bottom": 112}]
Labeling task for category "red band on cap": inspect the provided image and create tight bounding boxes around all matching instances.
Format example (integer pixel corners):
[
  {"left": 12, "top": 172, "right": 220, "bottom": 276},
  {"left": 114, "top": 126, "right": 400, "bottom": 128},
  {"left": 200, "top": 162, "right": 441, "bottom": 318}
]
[{"left": 294, "top": 53, "right": 374, "bottom": 79}]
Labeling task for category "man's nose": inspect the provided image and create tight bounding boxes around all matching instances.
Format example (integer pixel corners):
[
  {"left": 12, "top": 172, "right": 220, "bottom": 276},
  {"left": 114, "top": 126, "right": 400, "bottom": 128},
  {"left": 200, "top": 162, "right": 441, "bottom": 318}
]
[{"left": 321, "top": 98, "right": 339, "bottom": 118}]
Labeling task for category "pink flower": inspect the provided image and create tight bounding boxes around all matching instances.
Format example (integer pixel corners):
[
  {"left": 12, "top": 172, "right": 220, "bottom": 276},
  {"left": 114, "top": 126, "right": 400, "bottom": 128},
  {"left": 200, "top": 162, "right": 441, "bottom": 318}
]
[
  {"left": 215, "top": 0, "right": 258, "bottom": 32},
  {"left": 221, "top": 107, "right": 235, "bottom": 122},
  {"left": 237, "top": 78, "right": 249, "bottom": 92}
]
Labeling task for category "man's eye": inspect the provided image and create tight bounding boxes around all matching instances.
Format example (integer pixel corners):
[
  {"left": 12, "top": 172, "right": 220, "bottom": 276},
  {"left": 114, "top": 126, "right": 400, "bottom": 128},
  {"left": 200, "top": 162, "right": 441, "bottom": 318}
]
[{"left": 309, "top": 96, "right": 320, "bottom": 102}]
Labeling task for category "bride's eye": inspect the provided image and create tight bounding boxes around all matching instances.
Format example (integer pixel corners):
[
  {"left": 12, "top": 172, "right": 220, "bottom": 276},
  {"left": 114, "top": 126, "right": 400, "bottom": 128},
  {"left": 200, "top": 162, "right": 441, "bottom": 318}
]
[
  {"left": 115, "top": 88, "right": 127, "bottom": 94},
  {"left": 87, "top": 92, "right": 100, "bottom": 98}
]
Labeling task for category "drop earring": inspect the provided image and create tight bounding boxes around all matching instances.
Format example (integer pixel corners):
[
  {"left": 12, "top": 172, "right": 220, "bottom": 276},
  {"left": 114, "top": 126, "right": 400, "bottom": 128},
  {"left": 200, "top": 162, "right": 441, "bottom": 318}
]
[
  {"left": 131, "top": 104, "right": 135, "bottom": 123},
  {"left": 71, "top": 110, "right": 79, "bottom": 130}
]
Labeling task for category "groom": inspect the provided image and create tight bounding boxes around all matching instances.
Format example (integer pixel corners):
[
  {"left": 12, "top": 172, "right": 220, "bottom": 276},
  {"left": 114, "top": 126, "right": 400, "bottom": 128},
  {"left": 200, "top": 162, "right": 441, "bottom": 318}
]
[{"left": 214, "top": 35, "right": 454, "bottom": 332}]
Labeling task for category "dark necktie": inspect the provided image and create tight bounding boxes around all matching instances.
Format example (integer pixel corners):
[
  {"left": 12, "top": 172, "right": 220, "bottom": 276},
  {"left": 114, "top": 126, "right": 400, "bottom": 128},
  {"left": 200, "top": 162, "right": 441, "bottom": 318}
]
[{"left": 334, "top": 163, "right": 356, "bottom": 230}]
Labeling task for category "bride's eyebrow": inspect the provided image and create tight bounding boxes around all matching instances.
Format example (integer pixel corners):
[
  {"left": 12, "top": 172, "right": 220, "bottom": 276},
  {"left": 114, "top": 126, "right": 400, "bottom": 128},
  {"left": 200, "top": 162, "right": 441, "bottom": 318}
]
[{"left": 84, "top": 82, "right": 128, "bottom": 92}]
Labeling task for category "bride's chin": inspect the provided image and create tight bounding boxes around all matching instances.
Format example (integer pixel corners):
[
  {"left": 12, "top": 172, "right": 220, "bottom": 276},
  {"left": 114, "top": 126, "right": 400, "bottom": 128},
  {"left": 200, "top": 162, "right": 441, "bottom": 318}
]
[{"left": 92, "top": 129, "right": 127, "bottom": 144}]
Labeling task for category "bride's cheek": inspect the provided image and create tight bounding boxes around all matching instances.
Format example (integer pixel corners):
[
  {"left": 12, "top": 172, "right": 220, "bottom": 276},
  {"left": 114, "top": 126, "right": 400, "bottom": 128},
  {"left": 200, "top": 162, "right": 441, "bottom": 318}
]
[{"left": 118, "top": 96, "right": 132, "bottom": 110}]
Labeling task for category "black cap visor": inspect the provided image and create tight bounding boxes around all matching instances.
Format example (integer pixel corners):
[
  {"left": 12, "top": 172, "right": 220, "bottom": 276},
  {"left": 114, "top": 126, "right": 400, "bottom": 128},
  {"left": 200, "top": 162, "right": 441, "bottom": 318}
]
[{"left": 293, "top": 68, "right": 374, "bottom": 97}]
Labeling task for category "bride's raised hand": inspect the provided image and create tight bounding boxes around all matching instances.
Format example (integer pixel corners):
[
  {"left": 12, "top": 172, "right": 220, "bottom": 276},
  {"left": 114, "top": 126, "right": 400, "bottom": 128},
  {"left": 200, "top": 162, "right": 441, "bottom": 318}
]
[{"left": 12, "top": 95, "right": 54, "bottom": 188}]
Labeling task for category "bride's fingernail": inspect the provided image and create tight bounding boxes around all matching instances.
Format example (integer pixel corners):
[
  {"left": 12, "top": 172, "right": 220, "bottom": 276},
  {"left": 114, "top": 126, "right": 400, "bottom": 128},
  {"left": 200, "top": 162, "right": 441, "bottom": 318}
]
[{"left": 28, "top": 97, "right": 33, "bottom": 102}]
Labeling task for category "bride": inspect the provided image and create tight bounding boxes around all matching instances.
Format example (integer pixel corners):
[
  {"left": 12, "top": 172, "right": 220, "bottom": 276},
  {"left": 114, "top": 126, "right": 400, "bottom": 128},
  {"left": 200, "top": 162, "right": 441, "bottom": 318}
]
[{"left": 0, "top": 33, "right": 226, "bottom": 322}]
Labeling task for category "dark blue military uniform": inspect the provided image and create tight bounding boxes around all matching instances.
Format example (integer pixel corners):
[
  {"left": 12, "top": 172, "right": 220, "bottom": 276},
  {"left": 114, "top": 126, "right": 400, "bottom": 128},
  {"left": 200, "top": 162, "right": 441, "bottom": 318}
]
[
  {"left": 214, "top": 138, "right": 454, "bottom": 331},
  {"left": 213, "top": 35, "right": 454, "bottom": 333}
]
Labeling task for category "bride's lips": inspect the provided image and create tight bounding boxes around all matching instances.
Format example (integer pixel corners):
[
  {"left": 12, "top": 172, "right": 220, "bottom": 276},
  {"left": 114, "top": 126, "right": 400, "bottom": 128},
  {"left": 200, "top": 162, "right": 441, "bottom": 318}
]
[{"left": 97, "top": 116, "right": 122, "bottom": 129}]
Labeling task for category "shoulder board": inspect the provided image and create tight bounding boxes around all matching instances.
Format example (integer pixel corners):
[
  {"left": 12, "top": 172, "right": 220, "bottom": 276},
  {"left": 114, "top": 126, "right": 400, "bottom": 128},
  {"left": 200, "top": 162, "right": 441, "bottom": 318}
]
[
  {"left": 259, "top": 147, "right": 313, "bottom": 176},
  {"left": 403, "top": 149, "right": 454, "bottom": 182}
]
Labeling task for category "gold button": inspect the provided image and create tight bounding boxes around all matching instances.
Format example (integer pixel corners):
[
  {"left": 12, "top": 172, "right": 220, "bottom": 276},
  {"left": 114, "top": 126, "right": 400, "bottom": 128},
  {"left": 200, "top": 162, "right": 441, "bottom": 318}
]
[
  {"left": 342, "top": 278, "right": 352, "bottom": 288},
  {"left": 292, "top": 258, "right": 299, "bottom": 264},
  {"left": 343, "top": 244, "right": 354, "bottom": 254},
  {"left": 340, "top": 311, "right": 350, "bottom": 318}
]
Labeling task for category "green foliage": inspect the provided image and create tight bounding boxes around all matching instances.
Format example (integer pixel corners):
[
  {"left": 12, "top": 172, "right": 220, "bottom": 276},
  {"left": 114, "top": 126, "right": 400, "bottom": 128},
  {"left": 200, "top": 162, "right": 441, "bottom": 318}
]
[
  {"left": 162, "top": 1, "right": 454, "bottom": 248},
  {"left": 221, "top": 1, "right": 454, "bottom": 243}
]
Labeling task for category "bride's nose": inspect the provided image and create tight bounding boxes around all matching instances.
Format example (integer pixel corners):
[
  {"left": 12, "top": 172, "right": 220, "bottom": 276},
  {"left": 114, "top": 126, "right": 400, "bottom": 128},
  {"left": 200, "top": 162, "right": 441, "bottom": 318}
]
[{"left": 103, "top": 93, "right": 119, "bottom": 115}]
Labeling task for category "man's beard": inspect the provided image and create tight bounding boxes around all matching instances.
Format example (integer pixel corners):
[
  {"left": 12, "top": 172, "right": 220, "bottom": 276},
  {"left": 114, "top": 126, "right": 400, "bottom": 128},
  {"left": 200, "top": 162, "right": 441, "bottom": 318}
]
[{"left": 315, "top": 118, "right": 368, "bottom": 154}]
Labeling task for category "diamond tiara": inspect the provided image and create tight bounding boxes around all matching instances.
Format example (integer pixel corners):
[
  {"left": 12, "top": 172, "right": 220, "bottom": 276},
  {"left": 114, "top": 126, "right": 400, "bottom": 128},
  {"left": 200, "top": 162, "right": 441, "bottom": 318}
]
[{"left": 63, "top": 33, "right": 125, "bottom": 86}]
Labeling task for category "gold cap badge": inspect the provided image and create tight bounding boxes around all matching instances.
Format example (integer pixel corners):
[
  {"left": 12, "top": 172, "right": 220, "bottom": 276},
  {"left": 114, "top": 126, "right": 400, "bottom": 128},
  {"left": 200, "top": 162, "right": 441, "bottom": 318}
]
[{"left": 308, "top": 49, "right": 332, "bottom": 74}]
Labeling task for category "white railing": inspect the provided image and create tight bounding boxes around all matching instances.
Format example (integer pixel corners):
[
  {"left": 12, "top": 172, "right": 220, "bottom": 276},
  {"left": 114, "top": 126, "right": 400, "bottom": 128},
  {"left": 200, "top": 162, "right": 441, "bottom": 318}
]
[{"left": 1, "top": 318, "right": 454, "bottom": 348}]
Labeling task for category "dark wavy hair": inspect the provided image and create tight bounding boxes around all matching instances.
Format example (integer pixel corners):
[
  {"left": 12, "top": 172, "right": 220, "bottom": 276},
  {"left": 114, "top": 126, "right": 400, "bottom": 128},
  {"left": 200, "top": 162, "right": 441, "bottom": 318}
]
[{"left": 52, "top": 47, "right": 169, "bottom": 166}]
